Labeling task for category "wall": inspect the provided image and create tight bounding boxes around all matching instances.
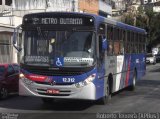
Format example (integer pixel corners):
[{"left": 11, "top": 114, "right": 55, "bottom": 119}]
[
  {"left": 12, "top": 0, "right": 78, "bottom": 16},
  {"left": 0, "top": 16, "right": 22, "bottom": 26},
  {"left": 153, "top": 6, "right": 160, "bottom": 12},
  {"left": 0, "top": 32, "right": 13, "bottom": 63},
  {"left": 99, "top": 0, "right": 112, "bottom": 16},
  {"left": 78, "top": 0, "right": 99, "bottom": 14}
]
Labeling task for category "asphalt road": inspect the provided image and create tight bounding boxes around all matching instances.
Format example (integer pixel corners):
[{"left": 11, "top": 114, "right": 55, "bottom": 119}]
[{"left": 0, "top": 64, "right": 160, "bottom": 119}]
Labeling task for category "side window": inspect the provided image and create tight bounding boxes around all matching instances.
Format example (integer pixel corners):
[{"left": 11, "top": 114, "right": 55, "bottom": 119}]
[
  {"left": 135, "top": 33, "right": 138, "bottom": 53},
  {"left": 13, "top": 65, "right": 19, "bottom": 73},
  {"left": 133, "top": 32, "right": 136, "bottom": 53},
  {"left": 113, "top": 28, "right": 121, "bottom": 55},
  {"left": 7, "top": 65, "right": 15, "bottom": 76},
  {"left": 139, "top": 34, "right": 145, "bottom": 53},
  {"left": 98, "top": 24, "right": 106, "bottom": 63},
  {"left": 137, "top": 33, "right": 140, "bottom": 53},
  {"left": 120, "top": 29, "right": 124, "bottom": 55},
  {"left": 142, "top": 34, "right": 146, "bottom": 53},
  {"left": 130, "top": 31, "right": 134, "bottom": 53},
  {"left": 107, "top": 25, "right": 113, "bottom": 55},
  {"left": 5, "top": 0, "right": 12, "bottom": 6},
  {"left": 124, "top": 30, "right": 127, "bottom": 53},
  {"left": 98, "top": 23, "right": 106, "bottom": 53},
  {"left": 99, "top": 35, "right": 103, "bottom": 53},
  {"left": 127, "top": 31, "right": 131, "bottom": 53}
]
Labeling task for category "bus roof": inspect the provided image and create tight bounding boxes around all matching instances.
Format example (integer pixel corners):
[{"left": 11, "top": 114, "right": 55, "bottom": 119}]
[
  {"left": 96, "top": 15, "right": 146, "bottom": 34},
  {"left": 23, "top": 12, "right": 146, "bottom": 34}
]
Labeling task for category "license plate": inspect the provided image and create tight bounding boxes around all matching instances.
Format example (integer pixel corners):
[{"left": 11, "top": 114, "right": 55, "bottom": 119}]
[{"left": 47, "top": 89, "right": 60, "bottom": 94}]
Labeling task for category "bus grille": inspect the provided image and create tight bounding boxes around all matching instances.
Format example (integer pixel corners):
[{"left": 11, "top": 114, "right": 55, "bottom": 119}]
[
  {"left": 26, "top": 68, "right": 84, "bottom": 76},
  {"left": 35, "top": 81, "right": 74, "bottom": 86},
  {"left": 38, "top": 93, "right": 70, "bottom": 96}
]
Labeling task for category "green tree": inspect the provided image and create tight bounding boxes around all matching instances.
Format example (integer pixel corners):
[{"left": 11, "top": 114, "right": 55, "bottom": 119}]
[
  {"left": 122, "top": 5, "right": 160, "bottom": 51},
  {"left": 123, "top": 13, "right": 135, "bottom": 25}
]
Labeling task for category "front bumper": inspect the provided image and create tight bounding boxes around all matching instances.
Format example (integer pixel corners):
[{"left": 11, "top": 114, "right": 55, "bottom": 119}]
[
  {"left": 19, "top": 78, "right": 96, "bottom": 100},
  {"left": 146, "top": 59, "right": 155, "bottom": 64}
]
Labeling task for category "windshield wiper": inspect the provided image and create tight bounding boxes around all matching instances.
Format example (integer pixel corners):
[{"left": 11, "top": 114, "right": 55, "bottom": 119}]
[{"left": 37, "top": 27, "right": 48, "bottom": 40}]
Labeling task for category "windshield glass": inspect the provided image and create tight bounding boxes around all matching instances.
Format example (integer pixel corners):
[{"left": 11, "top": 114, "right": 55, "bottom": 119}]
[
  {"left": 23, "top": 30, "right": 96, "bottom": 67},
  {"left": 0, "top": 66, "right": 5, "bottom": 75}
]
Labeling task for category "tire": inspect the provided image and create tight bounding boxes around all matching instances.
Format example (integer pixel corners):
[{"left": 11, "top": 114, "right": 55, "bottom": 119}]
[
  {"left": 153, "top": 61, "right": 156, "bottom": 65},
  {"left": 41, "top": 98, "right": 54, "bottom": 104},
  {"left": 128, "top": 71, "right": 137, "bottom": 91},
  {"left": 98, "top": 79, "right": 111, "bottom": 105},
  {"left": 0, "top": 87, "right": 8, "bottom": 99}
]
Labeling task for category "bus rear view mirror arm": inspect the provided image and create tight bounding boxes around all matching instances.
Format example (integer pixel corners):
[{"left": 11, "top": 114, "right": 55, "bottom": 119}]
[
  {"left": 14, "top": 45, "right": 22, "bottom": 52},
  {"left": 102, "top": 38, "right": 107, "bottom": 51},
  {"left": 13, "top": 25, "right": 22, "bottom": 52}
]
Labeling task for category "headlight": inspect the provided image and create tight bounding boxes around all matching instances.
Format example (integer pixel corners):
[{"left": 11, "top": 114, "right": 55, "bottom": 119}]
[
  {"left": 23, "top": 78, "right": 33, "bottom": 85},
  {"left": 19, "top": 73, "right": 33, "bottom": 85},
  {"left": 19, "top": 73, "right": 25, "bottom": 78},
  {"left": 75, "top": 74, "right": 96, "bottom": 88}
]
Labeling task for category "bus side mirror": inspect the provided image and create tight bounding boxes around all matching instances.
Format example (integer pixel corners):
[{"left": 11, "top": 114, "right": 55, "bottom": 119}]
[
  {"left": 13, "top": 25, "right": 22, "bottom": 52},
  {"left": 102, "top": 38, "right": 107, "bottom": 51}
]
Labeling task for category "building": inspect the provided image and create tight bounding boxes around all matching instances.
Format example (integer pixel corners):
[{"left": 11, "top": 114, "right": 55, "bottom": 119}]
[
  {"left": 111, "top": 0, "right": 143, "bottom": 21},
  {"left": 99, "top": 0, "right": 112, "bottom": 17},
  {"left": 0, "top": 26, "right": 15, "bottom": 63},
  {"left": 142, "top": 0, "right": 160, "bottom": 12},
  {"left": 131, "top": 0, "right": 142, "bottom": 11},
  {"left": 78, "top": 0, "right": 99, "bottom": 14},
  {"left": 153, "top": 1, "right": 160, "bottom": 12},
  {"left": 0, "top": 0, "right": 112, "bottom": 63},
  {"left": 0, "top": 0, "right": 21, "bottom": 63},
  {"left": 143, "top": 0, "right": 159, "bottom": 4},
  {"left": 112, "top": 0, "right": 126, "bottom": 17},
  {"left": 78, "top": 0, "right": 112, "bottom": 17}
]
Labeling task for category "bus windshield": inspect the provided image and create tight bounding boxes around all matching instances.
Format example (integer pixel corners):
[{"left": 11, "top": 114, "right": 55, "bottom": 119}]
[
  {"left": 23, "top": 30, "right": 96, "bottom": 67},
  {"left": 0, "top": 66, "right": 5, "bottom": 75}
]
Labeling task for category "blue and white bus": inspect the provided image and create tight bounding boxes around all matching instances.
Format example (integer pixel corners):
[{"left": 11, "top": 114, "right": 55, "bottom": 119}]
[{"left": 13, "top": 12, "right": 146, "bottom": 104}]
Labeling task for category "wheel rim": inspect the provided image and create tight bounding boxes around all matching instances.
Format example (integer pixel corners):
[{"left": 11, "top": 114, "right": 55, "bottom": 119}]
[
  {"left": 133, "top": 75, "right": 136, "bottom": 86},
  {"left": 1, "top": 88, "right": 8, "bottom": 99}
]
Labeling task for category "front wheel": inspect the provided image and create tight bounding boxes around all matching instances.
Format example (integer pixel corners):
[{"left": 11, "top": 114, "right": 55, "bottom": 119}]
[
  {"left": 0, "top": 87, "right": 8, "bottom": 99},
  {"left": 128, "top": 71, "right": 137, "bottom": 91},
  {"left": 153, "top": 61, "right": 156, "bottom": 65},
  {"left": 98, "top": 79, "right": 111, "bottom": 105}
]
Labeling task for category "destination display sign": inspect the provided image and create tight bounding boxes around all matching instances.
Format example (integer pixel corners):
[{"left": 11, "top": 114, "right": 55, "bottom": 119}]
[
  {"left": 23, "top": 14, "right": 94, "bottom": 27},
  {"left": 25, "top": 56, "right": 49, "bottom": 64},
  {"left": 32, "top": 18, "right": 83, "bottom": 25}
]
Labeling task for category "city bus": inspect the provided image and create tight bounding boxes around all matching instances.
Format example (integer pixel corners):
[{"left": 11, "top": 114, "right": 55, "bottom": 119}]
[{"left": 13, "top": 12, "right": 146, "bottom": 104}]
